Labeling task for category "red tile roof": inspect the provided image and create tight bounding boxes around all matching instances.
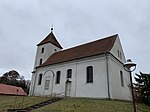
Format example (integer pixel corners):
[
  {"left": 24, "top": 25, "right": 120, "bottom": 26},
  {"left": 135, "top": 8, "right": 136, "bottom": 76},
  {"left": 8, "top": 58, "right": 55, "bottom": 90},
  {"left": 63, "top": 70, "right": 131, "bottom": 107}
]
[
  {"left": 0, "top": 84, "right": 27, "bottom": 96},
  {"left": 38, "top": 34, "right": 117, "bottom": 67},
  {"left": 37, "top": 31, "right": 63, "bottom": 49}
]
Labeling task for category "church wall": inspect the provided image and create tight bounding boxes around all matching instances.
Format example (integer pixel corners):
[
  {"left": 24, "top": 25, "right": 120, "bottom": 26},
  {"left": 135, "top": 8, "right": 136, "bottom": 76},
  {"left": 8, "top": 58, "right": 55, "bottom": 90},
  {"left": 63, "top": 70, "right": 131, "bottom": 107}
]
[
  {"left": 108, "top": 55, "right": 131, "bottom": 100},
  {"left": 32, "top": 62, "right": 76, "bottom": 96},
  {"left": 32, "top": 55, "right": 108, "bottom": 98},
  {"left": 32, "top": 54, "right": 131, "bottom": 100},
  {"left": 109, "top": 35, "right": 131, "bottom": 100},
  {"left": 50, "top": 62, "right": 77, "bottom": 97},
  {"left": 32, "top": 67, "right": 63, "bottom": 96},
  {"left": 75, "top": 56, "right": 108, "bottom": 98}
]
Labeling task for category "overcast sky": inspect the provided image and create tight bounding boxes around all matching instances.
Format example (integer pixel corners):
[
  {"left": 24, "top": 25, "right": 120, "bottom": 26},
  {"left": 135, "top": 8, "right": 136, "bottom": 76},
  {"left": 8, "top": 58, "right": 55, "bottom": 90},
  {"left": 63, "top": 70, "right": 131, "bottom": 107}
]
[{"left": 0, "top": 0, "right": 150, "bottom": 80}]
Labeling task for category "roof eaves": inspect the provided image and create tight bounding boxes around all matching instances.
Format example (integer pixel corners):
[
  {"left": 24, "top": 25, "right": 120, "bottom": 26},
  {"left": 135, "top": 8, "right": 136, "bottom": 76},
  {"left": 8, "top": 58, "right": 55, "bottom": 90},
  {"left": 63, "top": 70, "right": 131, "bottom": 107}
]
[{"left": 37, "top": 52, "right": 106, "bottom": 68}]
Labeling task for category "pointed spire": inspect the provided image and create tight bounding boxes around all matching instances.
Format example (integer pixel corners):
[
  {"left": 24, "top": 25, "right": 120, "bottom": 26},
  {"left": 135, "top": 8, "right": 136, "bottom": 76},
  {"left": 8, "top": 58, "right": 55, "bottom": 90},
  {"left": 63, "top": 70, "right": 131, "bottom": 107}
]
[
  {"left": 51, "top": 23, "right": 53, "bottom": 32},
  {"left": 37, "top": 27, "right": 63, "bottom": 49}
]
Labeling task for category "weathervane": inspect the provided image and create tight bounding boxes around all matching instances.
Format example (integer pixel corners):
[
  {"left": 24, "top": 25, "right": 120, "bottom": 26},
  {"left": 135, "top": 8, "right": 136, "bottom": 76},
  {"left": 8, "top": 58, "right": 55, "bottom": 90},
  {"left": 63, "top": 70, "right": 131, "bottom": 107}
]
[{"left": 51, "top": 23, "right": 53, "bottom": 32}]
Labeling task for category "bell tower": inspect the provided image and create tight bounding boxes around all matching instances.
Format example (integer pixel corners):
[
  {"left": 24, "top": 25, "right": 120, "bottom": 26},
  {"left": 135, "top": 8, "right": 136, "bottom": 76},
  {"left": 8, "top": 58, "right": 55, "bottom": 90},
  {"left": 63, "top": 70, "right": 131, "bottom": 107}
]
[
  {"left": 33, "top": 28, "right": 63, "bottom": 69},
  {"left": 30, "top": 28, "right": 63, "bottom": 96}
]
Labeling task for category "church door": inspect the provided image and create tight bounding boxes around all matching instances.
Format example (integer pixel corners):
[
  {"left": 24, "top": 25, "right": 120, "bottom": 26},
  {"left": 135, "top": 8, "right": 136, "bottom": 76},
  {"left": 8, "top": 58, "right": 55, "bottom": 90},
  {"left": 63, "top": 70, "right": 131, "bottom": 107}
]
[{"left": 65, "top": 81, "right": 71, "bottom": 97}]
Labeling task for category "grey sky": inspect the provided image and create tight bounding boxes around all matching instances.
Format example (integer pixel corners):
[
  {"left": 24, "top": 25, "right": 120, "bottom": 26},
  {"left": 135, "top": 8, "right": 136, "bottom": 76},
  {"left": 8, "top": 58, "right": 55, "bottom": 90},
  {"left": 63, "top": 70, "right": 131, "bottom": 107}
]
[{"left": 0, "top": 0, "right": 150, "bottom": 79}]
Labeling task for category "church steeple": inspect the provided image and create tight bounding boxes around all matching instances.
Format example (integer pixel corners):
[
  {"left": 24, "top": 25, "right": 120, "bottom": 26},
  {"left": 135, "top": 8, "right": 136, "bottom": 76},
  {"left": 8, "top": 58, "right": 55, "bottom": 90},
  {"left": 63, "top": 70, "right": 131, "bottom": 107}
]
[
  {"left": 33, "top": 29, "right": 63, "bottom": 69},
  {"left": 37, "top": 29, "right": 63, "bottom": 49}
]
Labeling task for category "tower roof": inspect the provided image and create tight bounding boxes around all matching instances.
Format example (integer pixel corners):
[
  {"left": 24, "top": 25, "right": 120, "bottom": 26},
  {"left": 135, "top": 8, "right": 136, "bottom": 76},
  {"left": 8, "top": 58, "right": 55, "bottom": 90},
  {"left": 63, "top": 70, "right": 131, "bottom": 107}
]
[
  {"left": 37, "top": 31, "right": 63, "bottom": 49},
  {"left": 38, "top": 34, "right": 118, "bottom": 68}
]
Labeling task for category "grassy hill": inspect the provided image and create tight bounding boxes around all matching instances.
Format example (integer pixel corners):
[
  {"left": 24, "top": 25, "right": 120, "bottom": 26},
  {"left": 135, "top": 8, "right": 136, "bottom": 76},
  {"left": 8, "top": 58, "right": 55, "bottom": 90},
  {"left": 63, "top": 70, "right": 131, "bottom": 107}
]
[
  {"left": 0, "top": 95, "right": 150, "bottom": 112},
  {"left": 33, "top": 98, "right": 150, "bottom": 112},
  {"left": 0, "top": 95, "right": 48, "bottom": 112}
]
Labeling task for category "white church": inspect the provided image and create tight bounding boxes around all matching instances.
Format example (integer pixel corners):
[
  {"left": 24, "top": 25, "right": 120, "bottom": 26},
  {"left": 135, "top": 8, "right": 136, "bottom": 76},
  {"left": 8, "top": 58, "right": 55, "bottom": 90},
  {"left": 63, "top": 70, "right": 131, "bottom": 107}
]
[{"left": 29, "top": 29, "right": 131, "bottom": 100}]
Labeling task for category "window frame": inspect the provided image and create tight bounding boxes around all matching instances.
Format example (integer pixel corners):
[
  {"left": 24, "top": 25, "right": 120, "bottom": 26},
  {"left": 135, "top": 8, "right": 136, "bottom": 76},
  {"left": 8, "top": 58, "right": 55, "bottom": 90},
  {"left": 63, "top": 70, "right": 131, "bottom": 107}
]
[
  {"left": 67, "top": 69, "right": 72, "bottom": 78},
  {"left": 86, "top": 66, "right": 93, "bottom": 83},
  {"left": 38, "top": 74, "right": 42, "bottom": 85},
  {"left": 41, "top": 47, "right": 44, "bottom": 53},
  {"left": 39, "top": 59, "right": 43, "bottom": 65},
  {"left": 120, "top": 71, "right": 124, "bottom": 87},
  {"left": 55, "top": 71, "right": 61, "bottom": 84}
]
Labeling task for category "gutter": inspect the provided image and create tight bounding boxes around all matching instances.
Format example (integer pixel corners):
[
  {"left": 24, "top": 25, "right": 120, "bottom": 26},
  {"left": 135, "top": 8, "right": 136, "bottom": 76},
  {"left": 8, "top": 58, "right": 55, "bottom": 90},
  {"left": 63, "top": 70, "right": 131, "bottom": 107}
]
[{"left": 105, "top": 52, "right": 111, "bottom": 99}]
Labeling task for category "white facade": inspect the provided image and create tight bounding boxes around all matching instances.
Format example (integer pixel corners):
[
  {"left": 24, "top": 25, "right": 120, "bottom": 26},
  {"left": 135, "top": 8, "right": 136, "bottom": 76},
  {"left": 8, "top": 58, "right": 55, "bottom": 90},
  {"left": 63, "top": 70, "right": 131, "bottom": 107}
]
[{"left": 29, "top": 34, "right": 131, "bottom": 101}]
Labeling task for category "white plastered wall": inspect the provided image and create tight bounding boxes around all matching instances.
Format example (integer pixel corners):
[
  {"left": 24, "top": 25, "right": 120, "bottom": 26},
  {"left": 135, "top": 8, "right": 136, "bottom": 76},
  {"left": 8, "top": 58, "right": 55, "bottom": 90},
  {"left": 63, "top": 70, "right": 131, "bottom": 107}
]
[
  {"left": 108, "top": 56, "right": 131, "bottom": 100},
  {"left": 109, "top": 35, "right": 131, "bottom": 100},
  {"left": 29, "top": 43, "right": 61, "bottom": 95},
  {"left": 32, "top": 55, "right": 109, "bottom": 99}
]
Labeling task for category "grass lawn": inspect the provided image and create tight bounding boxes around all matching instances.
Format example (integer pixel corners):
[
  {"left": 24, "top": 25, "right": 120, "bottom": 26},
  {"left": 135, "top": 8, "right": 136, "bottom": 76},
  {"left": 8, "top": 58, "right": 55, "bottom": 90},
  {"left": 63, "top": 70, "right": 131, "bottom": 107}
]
[
  {"left": 0, "top": 96, "right": 150, "bottom": 112},
  {"left": 0, "top": 95, "right": 48, "bottom": 112},
  {"left": 33, "top": 98, "right": 150, "bottom": 112}
]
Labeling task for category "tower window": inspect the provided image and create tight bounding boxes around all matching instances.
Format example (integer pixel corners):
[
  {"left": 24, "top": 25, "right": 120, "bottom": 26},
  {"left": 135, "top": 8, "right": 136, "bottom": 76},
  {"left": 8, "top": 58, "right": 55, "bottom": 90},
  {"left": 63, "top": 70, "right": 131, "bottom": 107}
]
[
  {"left": 120, "top": 71, "right": 124, "bottom": 87},
  {"left": 117, "top": 50, "right": 122, "bottom": 60},
  {"left": 118, "top": 50, "right": 120, "bottom": 57},
  {"left": 39, "top": 59, "right": 42, "bottom": 65},
  {"left": 67, "top": 69, "right": 72, "bottom": 78},
  {"left": 120, "top": 52, "right": 122, "bottom": 59},
  {"left": 87, "top": 66, "right": 93, "bottom": 83},
  {"left": 56, "top": 71, "right": 61, "bottom": 84},
  {"left": 41, "top": 48, "right": 44, "bottom": 53},
  {"left": 38, "top": 74, "right": 42, "bottom": 85}
]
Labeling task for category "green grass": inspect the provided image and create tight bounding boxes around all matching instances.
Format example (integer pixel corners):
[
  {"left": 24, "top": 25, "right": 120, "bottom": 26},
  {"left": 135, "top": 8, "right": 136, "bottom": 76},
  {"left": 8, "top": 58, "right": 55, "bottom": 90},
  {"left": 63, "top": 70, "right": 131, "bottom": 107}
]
[
  {"left": 33, "top": 98, "right": 150, "bottom": 112},
  {"left": 0, "top": 95, "right": 49, "bottom": 112},
  {"left": 0, "top": 96, "right": 149, "bottom": 112}
]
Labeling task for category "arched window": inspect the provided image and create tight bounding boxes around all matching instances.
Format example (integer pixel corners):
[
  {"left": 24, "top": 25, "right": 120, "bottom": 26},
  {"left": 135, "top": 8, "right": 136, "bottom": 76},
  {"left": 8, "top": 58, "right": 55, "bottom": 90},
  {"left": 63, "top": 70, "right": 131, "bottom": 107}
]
[
  {"left": 39, "top": 59, "right": 43, "bottom": 65},
  {"left": 38, "top": 74, "right": 42, "bottom": 85},
  {"left": 87, "top": 66, "right": 93, "bottom": 83},
  {"left": 56, "top": 71, "right": 61, "bottom": 84},
  {"left": 41, "top": 47, "right": 44, "bottom": 53},
  {"left": 120, "top": 71, "right": 124, "bottom": 87},
  {"left": 67, "top": 69, "right": 72, "bottom": 78}
]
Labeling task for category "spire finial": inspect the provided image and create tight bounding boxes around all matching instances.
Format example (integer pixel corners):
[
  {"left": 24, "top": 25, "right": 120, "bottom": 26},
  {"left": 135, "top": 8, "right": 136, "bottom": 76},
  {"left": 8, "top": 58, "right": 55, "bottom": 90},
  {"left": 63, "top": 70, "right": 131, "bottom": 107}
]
[{"left": 51, "top": 23, "right": 53, "bottom": 32}]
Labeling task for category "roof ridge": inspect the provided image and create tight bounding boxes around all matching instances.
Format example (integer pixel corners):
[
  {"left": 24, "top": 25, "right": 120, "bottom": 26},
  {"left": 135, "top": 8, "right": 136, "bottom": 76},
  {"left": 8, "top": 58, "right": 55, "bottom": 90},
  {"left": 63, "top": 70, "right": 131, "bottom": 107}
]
[{"left": 61, "top": 34, "right": 118, "bottom": 52}]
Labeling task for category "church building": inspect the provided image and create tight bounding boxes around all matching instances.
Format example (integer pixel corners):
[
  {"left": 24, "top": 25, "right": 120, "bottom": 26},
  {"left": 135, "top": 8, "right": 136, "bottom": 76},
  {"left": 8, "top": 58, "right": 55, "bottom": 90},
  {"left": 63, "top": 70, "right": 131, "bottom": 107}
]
[{"left": 29, "top": 29, "right": 131, "bottom": 100}]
